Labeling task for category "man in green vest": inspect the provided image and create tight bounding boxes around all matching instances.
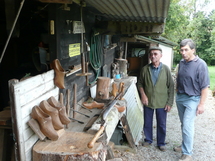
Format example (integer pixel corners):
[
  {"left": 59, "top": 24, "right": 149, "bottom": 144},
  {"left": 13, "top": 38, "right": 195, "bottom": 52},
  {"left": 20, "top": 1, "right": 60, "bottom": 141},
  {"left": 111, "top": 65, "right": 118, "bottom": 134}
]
[{"left": 137, "top": 46, "right": 174, "bottom": 151}]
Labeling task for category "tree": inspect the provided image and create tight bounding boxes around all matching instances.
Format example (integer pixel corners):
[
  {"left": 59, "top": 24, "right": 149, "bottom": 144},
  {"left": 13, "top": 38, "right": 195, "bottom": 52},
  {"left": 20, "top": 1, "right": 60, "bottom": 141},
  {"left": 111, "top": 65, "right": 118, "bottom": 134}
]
[
  {"left": 206, "top": 10, "right": 215, "bottom": 65},
  {"left": 162, "top": 0, "right": 215, "bottom": 65}
]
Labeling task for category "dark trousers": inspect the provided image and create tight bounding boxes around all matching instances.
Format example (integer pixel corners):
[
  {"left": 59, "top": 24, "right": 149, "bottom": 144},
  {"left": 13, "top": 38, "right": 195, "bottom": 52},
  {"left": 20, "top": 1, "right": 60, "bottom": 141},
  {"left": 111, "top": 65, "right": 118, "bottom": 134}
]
[{"left": 143, "top": 106, "right": 167, "bottom": 146}]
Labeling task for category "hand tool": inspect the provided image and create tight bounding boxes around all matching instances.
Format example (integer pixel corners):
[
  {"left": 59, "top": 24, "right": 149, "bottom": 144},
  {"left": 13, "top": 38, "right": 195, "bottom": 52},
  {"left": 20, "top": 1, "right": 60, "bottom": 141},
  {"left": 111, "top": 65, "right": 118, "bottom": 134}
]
[
  {"left": 69, "top": 108, "right": 90, "bottom": 118},
  {"left": 69, "top": 117, "right": 84, "bottom": 124},
  {"left": 66, "top": 89, "right": 70, "bottom": 116},
  {"left": 72, "top": 84, "right": 77, "bottom": 119},
  {"left": 75, "top": 3, "right": 92, "bottom": 83},
  {"left": 87, "top": 92, "right": 122, "bottom": 148},
  {"left": 83, "top": 114, "right": 99, "bottom": 131},
  {"left": 66, "top": 89, "right": 70, "bottom": 129},
  {"left": 60, "top": 93, "right": 64, "bottom": 105}
]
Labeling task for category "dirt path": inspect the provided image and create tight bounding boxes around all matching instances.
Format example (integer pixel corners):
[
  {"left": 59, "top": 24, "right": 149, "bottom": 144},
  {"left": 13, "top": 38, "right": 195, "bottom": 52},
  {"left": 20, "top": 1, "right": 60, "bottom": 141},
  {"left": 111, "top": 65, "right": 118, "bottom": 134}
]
[{"left": 113, "top": 90, "right": 215, "bottom": 161}]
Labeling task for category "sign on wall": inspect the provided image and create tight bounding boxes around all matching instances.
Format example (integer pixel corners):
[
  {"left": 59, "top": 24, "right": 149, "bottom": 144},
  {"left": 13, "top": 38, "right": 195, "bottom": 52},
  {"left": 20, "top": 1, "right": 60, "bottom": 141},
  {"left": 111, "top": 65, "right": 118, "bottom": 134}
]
[
  {"left": 73, "top": 21, "right": 85, "bottom": 34},
  {"left": 69, "top": 43, "right": 80, "bottom": 57}
]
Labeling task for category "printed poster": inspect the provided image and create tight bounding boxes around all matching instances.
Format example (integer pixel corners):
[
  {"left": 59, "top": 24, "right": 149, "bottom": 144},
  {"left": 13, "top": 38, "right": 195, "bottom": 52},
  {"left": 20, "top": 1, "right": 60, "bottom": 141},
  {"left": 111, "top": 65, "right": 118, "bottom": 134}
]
[{"left": 69, "top": 43, "right": 80, "bottom": 57}]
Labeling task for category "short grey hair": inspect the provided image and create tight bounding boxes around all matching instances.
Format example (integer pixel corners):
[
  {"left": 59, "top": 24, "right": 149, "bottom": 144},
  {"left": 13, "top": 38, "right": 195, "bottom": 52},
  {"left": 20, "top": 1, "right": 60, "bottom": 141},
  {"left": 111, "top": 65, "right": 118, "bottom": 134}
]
[{"left": 180, "top": 39, "right": 196, "bottom": 50}]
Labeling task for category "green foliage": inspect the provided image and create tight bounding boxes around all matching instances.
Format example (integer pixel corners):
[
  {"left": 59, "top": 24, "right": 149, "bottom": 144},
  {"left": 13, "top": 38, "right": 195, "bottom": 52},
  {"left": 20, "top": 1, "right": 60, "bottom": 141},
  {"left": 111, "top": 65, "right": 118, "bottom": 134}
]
[
  {"left": 162, "top": 0, "right": 215, "bottom": 66},
  {"left": 208, "top": 66, "right": 215, "bottom": 90}
]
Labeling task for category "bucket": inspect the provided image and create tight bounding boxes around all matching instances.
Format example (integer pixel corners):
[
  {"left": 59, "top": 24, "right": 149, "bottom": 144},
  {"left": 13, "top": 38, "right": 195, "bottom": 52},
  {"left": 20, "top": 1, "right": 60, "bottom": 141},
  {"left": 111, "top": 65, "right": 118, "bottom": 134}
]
[
  {"left": 90, "top": 84, "right": 97, "bottom": 99},
  {"left": 115, "top": 74, "right": 121, "bottom": 79}
]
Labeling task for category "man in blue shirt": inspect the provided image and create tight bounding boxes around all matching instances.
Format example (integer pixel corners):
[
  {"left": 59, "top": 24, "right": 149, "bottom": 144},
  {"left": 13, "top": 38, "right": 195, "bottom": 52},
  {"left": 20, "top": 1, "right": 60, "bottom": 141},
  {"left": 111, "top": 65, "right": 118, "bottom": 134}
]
[{"left": 175, "top": 39, "right": 210, "bottom": 161}]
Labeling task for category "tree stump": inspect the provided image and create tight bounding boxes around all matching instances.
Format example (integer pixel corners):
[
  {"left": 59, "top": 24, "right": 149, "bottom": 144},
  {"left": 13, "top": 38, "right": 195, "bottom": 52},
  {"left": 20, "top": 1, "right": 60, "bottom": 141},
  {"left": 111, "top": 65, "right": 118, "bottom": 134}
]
[
  {"left": 96, "top": 77, "right": 110, "bottom": 100},
  {"left": 33, "top": 131, "right": 106, "bottom": 161}
]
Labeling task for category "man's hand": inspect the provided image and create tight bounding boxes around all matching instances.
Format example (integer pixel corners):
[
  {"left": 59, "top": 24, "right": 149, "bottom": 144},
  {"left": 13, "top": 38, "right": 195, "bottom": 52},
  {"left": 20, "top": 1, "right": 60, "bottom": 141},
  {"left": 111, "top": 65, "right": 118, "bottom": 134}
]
[
  {"left": 164, "top": 105, "right": 172, "bottom": 112},
  {"left": 196, "top": 103, "right": 204, "bottom": 116},
  {"left": 141, "top": 95, "right": 148, "bottom": 106}
]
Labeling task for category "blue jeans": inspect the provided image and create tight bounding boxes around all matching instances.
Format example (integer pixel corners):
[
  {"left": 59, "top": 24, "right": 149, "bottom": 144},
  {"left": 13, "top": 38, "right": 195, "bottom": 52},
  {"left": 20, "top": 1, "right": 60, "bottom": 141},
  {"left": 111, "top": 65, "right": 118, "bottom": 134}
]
[
  {"left": 176, "top": 93, "right": 200, "bottom": 155},
  {"left": 143, "top": 106, "right": 167, "bottom": 146}
]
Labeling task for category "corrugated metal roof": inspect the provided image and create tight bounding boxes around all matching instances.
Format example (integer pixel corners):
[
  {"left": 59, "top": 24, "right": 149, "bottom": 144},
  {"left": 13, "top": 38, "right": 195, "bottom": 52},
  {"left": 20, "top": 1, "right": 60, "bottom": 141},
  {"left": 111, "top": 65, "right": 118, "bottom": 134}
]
[
  {"left": 120, "top": 35, "right": 177, "bottom": 47},
  {"left": 85, "top": 0, "right": 170, "bottom": 23}
]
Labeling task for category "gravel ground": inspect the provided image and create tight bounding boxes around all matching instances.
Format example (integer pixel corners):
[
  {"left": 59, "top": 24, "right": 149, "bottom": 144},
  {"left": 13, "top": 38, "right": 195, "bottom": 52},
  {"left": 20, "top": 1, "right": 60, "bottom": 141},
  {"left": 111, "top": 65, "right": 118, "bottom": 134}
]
[{"left": 113, "top": 90, "right": 215, "bottom": 161}]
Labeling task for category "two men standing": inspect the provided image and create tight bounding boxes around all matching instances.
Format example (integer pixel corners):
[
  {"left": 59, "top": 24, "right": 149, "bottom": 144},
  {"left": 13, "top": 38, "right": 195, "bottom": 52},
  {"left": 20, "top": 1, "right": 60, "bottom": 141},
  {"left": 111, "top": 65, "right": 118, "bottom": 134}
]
[{"left": 137, "top": 39, "right": 210, "bottom": 161}]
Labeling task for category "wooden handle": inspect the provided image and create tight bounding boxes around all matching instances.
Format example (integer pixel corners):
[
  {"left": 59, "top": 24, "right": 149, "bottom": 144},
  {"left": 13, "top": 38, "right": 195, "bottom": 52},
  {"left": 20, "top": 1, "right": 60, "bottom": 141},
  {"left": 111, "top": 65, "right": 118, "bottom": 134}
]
[
  {"left": 66, "top": 89, "right": 70, "bottom": 116},
  {"left": 81, "top": 53, "right": 85, "bottom": 73},
  {"left": 85, "top": 62, "right": 89, "bottom": 86},
  {"left": 118, "top": 82, "right": 124, "bottom": 93},
  {"left": 73, "top": 84, "right": 77, "bottom": 119},
  {"left": 120, "top": 84, "right": 124, "bottom": 100},
  {"left": 59, "top": 93, "right": 64, "bottom": 105},
  {"left": 87, "top": 125, "right": 105, "bottom": 148}
]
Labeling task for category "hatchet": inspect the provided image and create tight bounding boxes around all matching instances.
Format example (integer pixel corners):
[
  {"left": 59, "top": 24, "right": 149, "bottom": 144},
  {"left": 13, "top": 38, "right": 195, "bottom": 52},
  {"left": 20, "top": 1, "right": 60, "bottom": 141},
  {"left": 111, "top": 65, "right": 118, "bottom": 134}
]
[{"left": 87, "top": 92, "right": 122, "bottom": 148}]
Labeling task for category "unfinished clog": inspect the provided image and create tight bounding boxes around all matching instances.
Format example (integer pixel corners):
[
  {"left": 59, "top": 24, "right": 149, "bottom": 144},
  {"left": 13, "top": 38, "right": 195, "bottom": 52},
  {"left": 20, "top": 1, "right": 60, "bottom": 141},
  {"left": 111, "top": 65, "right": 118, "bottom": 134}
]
[
  {"left": 40, "top": 100, "right": 64, "bottom": 130},
  {"left": 31, "top": 106, "right": 59, "bottom": 141},
  {"left": 47, "top": 96, "right": 71, "bottom": 125}
]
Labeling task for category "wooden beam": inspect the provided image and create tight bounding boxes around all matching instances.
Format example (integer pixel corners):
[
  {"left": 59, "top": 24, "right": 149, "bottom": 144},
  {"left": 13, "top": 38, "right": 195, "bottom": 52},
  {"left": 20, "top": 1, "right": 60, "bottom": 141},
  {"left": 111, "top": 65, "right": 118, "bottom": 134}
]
[{"left": 38, "top": 0, "right": 73, "bottom": 4}]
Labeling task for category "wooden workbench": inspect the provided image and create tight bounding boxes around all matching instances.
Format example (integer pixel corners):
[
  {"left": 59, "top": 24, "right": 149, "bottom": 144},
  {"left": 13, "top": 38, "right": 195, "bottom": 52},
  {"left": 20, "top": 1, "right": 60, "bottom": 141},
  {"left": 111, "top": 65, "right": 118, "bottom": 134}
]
[{"left": 0, "top": 108, "right": 13, "bottom": 161}]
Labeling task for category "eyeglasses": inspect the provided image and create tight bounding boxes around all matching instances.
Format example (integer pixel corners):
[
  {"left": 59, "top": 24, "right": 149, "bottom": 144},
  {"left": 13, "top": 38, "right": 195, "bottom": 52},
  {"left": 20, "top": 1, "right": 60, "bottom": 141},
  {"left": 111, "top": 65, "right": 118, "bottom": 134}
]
[{"left": 149, "top": 53, "right": 159, "bottom": 56}]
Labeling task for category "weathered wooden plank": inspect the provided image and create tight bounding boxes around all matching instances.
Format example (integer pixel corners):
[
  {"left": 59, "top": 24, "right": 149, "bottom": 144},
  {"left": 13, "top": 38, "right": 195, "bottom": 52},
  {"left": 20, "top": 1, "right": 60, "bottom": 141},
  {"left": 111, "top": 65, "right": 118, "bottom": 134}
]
[
  {"left": 25, "top": 148, "right": 33, "bottom": 161},
  {"left": 19, "top": 80, "right": 56, "bottom": 106},
  {"left": 120, "top": 115, "right": 136, "bottom": 148},
  {"left": 24, "top": 134, "right": 40, "bottom": 154},
  {"left": 9, "top": 79, "right": 26, "bottom": 161},
  {"left": 20, "top": 88, "right": 59, "bottom": 120},
  {"left": 39, "top": 0, "right": 73, "bottom": 4},
  {"left": 123, "top": 82, "right": 143, "bottom": 145},
  {"left": 105, "top": 107, "right": 123, "bottom": 142},
  {"left": 23, "top": 125, "right": 34, "bottom": 140},
  {"left": 8, "top": 70, "right": 59, "bottom": 161},
  {"left": 13, "top": 70, "right": 55, "bottom": 95}
]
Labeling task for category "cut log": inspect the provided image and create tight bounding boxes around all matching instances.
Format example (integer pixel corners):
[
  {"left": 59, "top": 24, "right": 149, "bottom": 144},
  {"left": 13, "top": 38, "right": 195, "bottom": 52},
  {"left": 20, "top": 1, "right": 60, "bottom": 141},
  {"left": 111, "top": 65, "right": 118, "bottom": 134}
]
[
  {"left": 96, "top": 77, "right": 110, "bottom": 100},
  {"left": 33, "top": 131, "right": 106, "bottom": 161}
]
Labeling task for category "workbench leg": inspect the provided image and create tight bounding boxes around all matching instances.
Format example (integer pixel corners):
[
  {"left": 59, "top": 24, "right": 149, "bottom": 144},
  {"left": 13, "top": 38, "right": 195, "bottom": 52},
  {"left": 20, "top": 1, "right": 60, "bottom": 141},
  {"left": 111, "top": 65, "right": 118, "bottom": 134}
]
[
  {"left": 0, "top": 129, "right": 6, "bottom": 161},
  {"left": 0, "top": 129, "right": 14, "bottom": 161}
]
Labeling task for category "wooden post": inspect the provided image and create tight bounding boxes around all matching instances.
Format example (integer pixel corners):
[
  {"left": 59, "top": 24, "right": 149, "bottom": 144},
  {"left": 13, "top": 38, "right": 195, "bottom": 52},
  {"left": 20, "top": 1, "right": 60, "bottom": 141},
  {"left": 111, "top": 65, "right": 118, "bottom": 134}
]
[
  {"left": 72, "top": 84, "right": 77, "bottom": 119},
  {"left": 96, "top": 77, "right": 110, "bottom": 100}
]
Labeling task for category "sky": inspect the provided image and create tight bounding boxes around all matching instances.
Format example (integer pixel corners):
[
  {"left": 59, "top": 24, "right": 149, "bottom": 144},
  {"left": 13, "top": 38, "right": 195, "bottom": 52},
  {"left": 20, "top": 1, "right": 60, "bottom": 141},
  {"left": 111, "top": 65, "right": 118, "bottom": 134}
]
[{"left": 197, "top": 0, "right": 215, "bottom": 15}]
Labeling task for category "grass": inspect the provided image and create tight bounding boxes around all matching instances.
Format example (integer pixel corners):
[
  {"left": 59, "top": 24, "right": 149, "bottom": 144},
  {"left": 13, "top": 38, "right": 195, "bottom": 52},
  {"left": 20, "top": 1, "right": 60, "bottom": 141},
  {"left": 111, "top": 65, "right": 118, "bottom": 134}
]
[{"left": 208, "top": 66, "right": 215, "bottom": 90}]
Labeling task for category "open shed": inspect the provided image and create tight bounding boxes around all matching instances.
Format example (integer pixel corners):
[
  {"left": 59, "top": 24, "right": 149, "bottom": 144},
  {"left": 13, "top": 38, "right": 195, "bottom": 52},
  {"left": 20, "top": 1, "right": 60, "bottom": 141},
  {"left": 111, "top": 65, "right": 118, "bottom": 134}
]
[{"left": 0, "top": 0, "right": 176, "bottom": 160}]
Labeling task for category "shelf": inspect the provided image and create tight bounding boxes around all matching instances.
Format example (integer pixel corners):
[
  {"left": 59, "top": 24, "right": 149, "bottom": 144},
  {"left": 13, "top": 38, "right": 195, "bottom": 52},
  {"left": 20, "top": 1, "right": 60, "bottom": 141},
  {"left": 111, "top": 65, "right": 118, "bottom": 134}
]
[{"left": 66, "top": 64, "right": 82, "bottom": 77}]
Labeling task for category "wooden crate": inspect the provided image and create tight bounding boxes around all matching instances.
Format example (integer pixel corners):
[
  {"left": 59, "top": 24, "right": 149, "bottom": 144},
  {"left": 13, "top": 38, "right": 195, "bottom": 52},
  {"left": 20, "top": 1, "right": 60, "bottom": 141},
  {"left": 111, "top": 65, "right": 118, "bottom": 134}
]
[
  {"left": 9, "top": 70, "right": 59, "bottom": 161},
  {"left": 8, "top": 70, "right": 106, "bottom": 161}
]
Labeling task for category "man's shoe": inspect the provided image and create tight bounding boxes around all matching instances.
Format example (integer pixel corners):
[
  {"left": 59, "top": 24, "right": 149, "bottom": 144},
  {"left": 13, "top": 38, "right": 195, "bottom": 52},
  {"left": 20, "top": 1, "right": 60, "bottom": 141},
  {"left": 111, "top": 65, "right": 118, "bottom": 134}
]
[
  {"left": 174, "top": 145, "right": 182, "bottom": 152},
  {"left": 142, "top": 142, "right": 151, "bottom": 147},
  {"left": 179, "top": 154, "right": 192, "bottom": 161},
  {"left": 158, "top": 146, "right": 166, "bottom": 152}
]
